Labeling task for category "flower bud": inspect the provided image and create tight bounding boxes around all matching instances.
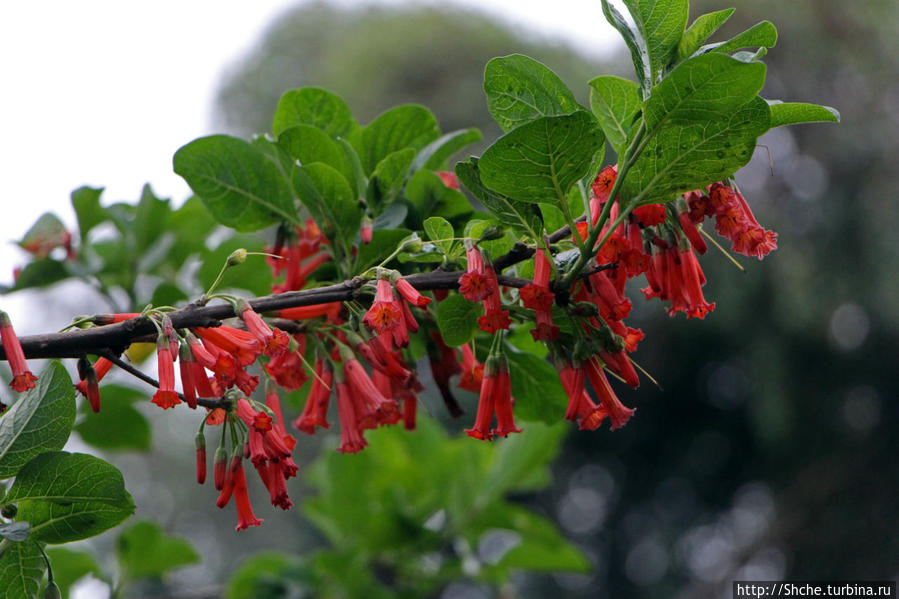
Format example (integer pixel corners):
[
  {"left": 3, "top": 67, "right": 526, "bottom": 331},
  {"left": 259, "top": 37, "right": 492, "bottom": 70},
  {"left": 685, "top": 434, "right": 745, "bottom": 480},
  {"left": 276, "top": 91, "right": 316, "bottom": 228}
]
[
  {"left": 227, "top": 248, "right": 248, "bottom": 266},
  {"left": 213, "top": 446, "right": 228, "bottom": 491},
  {"left": 195, "top": 432, "right": 207, "bottom": 485},
  {"left": 43, "top": 581, "right": 61, "bottom": 599}
]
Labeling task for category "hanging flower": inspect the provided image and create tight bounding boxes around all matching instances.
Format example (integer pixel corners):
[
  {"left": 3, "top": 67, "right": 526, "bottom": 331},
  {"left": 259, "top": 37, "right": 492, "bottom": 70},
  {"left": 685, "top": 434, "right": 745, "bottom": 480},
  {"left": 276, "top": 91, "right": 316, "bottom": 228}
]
[
  {"left": 586, "top": 358, "right": 635, "bottom": 430},
  {"left": 335, "top": 378, "right": 368, "bottom": 454},
  {"left": 363, "top": 277, "right": 403, "bottom": 334},
  {"left": 0, "top": 311, "right": 37, "bottom": 392},
  {"left": 152, "top": 334, "right": 181, "bottom": 409},
  {"left": 458, "top": 246, "right": 494, "bottom": 302},
  {"left": 238, "top": 300, "right": 289, "bottom": 357}
]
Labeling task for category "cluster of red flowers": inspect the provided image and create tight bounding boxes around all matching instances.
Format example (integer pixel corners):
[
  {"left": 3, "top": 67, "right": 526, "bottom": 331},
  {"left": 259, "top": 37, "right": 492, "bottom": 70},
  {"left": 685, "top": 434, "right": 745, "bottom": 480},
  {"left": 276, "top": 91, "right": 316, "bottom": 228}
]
[{"left": 56, "top": 167, "right": 777, "bottom": 531}]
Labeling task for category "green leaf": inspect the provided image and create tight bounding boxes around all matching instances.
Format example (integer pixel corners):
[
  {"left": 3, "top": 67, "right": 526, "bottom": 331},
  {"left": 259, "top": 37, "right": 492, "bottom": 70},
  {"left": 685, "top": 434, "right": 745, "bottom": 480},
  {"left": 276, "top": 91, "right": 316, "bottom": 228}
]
[
  {"left": 482, "top": 420, "right": 567, "bottom": 500},
  {"left": 506, "top": 351, "right": 568, "bottom": 424},
  {"left": 294, "top": 163, "right": 360, "bottom": 249},
  {"left": 643, "top": 54, "right": 766, "bottom": 132},
  {"left": 70, "top": 186, "right": 108, "bottom": 242},
  {"left": 165, "top": 196, "right": 218, "bottom": 267},
  {"left": 484, "top": 55, "right": 581, "bottom": 132},
  {"left": 677, "top": 8, "right": 735, "bottom": 61},
  {"left": 423, "top": 217, "right": 455, "bottom": 256},
  {"left": 356, "top": 105, "right": 441, "bottom": 174},
  {"left": 369, "top": 148, "right": 415, "bottom": 211},
  {"left": 134, "top": 185, "right": 170, "bottom": 252},
  {"left": 602, "top": 1, "right": 650, "bottom": 92},
  {"left": 0, "top": 540, "right": 43, "bottom": 599},
  {"left": 625, "top": 96, "right": 770, "bottom": 205},
  {"left": 588, "top": 76, "right": 642, "bottom": 154},
  {"left": 271, "top": 87, "right": 357, "bottom": 139},
  {"left": 704, "top": 21, "right": 778, "bottom": 55},
  {"left": 354, "top": 229, "right": 411, "bottom": 273},
  {"left": 455, "top": 158, "right": 543, "bottom": 239},
  {"left": 149, "top": 281, "right": 189, "bottom": 308},
  {"left": 74, "top": 385, "right": 151, "bottom": 451},
  {"left": 18, "top": 213, "right": 68, "bottom": 253},
  {"left": 411, "top": 128, "right": 483, "bottom": 172},
  {"left": 276, "top": 125, "right": 356, "bottom": 187},
  {"left": 337, "top": 138, "right": 367, "bottom": 199},
  {"left": 768, "top": 102, "right": 840, "bottom": 128},
  {"left": 116, "top": 520, "right": 199, "bottom": 581},
  {"left": 0, "top": 522, "right": 29, "bottom": 542},
  {"left": 481, "top": 505, "right": 590, "bottom": 574},
  {"left": 1, "top": 259, "right": 70, "bottom": 293},
  {"left": 45, "top": 548, "right": 103, "bottom": 599},
  {"left": 0, "top": 361, "right": 76, "bottom": 479},
  {"left": 436, "top": 294, "right": 482, "bottom": 347},
  {"left": 173, "top": 134, "right": 299, "bottom": 231},
  {"left": 623, "top": 0, "right": 688, "bottom": 81},
  {"left": 5, "top": 452, "right": 135, "bottom": 544},
  {"left": 478, "top": 111, "right": 604, "bottom": 206},
  {"left": 404, "top": 170, "right": 473, "bottom": 227},
  {"left": 197, "top": 234, "right": 271, "bottom": 296},
  {"left": 226, "top": 552, "right": 313, "bottom": 599}
]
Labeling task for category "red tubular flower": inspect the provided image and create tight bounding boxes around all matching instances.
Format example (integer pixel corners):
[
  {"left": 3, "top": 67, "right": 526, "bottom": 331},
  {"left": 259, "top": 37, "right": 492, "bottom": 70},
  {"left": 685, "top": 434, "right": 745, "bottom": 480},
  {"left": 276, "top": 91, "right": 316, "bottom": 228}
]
[
  {"left": 363, "top": 278, "right": 403, "bottom": 334},
  {"left": 395, "top": 278, "right": 431, "bottom": 307},
  {"left": 232, "top": 461, "right": 263, "bottom": 531},
  {"left": 400, "top": 383, "right": 417, "bottom": 430},
  {"left": 344, "top": 357, "right": 400, "bottom": 428},
  {"left": 678, "top": 210, "right": 708, "bottom": 254},
  {"left": 678, "top": 248, "right": 715, "bottom": 319},
  {"left": 491, "top": 359, "right": 521, "bottom": 438},
  {"left": 356, "top": 333, "right": 411, "bottom": 383},
  {"left": 178, "top": 344, "right": 198, "bottom": 409},
  {"left": 437, "top": 171, "right": 460, "bottom": 189},
  {"left": 465, "top": 368, "right": 496, "bottom": 441},
  {"left": 458, "top": 246, "right": 494, "bottom": 302},
  {"left": 709, "top": 183, "right": 778, "bottom": 259},
  {"left": 519, "top": 249, "right": 554, "bottom": 310},
  {"left": 335, "top": 380, "right": 368, "bottom": 454},
  {"left": 213, "top": 447, "right": 228, "bottom": 490},
  {"left": 277, "top": 302, "right": 342, "bottom": 321},
  {"left": 299, "top": 345, "right": 335, "bottom": 389},
  {"left": 195, "top": 326, "right": 261, "bottom": 367},
  {"left": 560, "top": 362, "right": 587, "bottom": 422},
  {"left": 76, "top": 356, "right": 102, "bottom": 413},
  {"left": 236, "top": 397, "right": 273, "bottom": 433},
  {"left": 239, "top": 302, "right": 290, "bottom": 357},
  {"left": 586, "top": 358, "right": 635, "bottom": 430},
  {"left": 591, "top": 165, "right": 618, "bottom": 204},
  {"left": 91, "top": 312, "right": 142, "bottom": 325},
  {"left": 478, "top": 269, "right": 511, "bottom": 334},
  {"left": 256, "top": 460, "right": 293, "bottom": 510},
  {"left": 361, "top": 217, "right": 373, "bottom": 244},
  {"left": 633, "top": 203, "right": 667, "bottom": 227},
  {"left": 0, "top": 311, "right": 37, "bottom": 392},
  {"left": 458, "top": 344, "right": 484, "bottom": 393},
  {"left": 216, "top": 455, "right": 242, "bottom": 508},
  {"left": 588, "top": 271, "right": 632, "bottom": 321},
  {"left": 265, "top": 334, "right": 310, "bottom": 390},
  {"left": 195, "top": 432, "right": 207, "bottom": 485},
  {"left": 152, "top": 335, "right": 180, "bottom": 409}
]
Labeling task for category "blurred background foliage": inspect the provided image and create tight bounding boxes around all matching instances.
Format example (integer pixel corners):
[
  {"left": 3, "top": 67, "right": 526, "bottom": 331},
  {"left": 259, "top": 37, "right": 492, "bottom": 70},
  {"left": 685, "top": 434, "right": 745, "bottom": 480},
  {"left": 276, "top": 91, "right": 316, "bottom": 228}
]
[{"left": 24, "top": 1, "right": 897, "bottom": 597}]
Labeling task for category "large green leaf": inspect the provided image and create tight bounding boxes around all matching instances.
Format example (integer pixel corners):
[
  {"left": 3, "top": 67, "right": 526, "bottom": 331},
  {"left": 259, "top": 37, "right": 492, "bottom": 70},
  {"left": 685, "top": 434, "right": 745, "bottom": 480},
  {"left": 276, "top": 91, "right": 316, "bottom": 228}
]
[
  {"left": 71, "top": 186, "right": 108, "bottom": 242},
  {"left": 0, "top": 361, "right": 75, "bottom": 479},
  {"left": 355, "top": 105, "right": 440, "bottom": 174},
  {"left": 436, "top": 294, "right": 482, "bottom": 347},
  {"left": 768, "top": 102, "right": 841, "bottom": 128},
  {"left": 705, "top": 21, "right": 778, "bottom": 55},
  {"left": 277, "top": 125, "right": 356, "bottom": 187},
  {"left": 625, "top": 96, "right": 771, "bottom": 205},
  {"left": 484, "top": 54, "right": 581, "bottom": 132},
  {"left": 74, "top": 385, "right": 151, "bottom": 452},
  {"left": 677, "top": 8, "right": 735, "bottom": 61},
  {"left": 506, "top": 351, "right": 569, "bottom": 425},
  {"left": 293, "top": 162, "right": 360, "bottom": 249},
  {"left": 404, "top": 170, "right": 473, "bottom": 227},
  {"left": 5, "top": 452, "right": 135, "bottom": 544},
  {"left": 642, "top": 53, "right": 766, "bottom": 132},
  {"left": 411, "top": 128, "right": 483, "bottom": 172},
  {"left": 602, "top": 0, "right": 688, "bottom": 94},
  {"left": 423, "top": 216, "right": 456, "bottom": 257},
  {"left": 0, "top": 540, "right": 43, "bottom": 599},
  {"left": 116, "top": 520, "right": 199, "bottom": 581},
  {"left": 588, "top": 76, "right": 643, "bottom": 154},
  {"left": 173, "top": 134, "right": 299, "bottom": 231},
  {"left": 134, "top": 184, "right": 170, "bottom": 252},
  {"left": 271, "top": 87, "right": 357, "bottom": 139},
  {"left": 478, "top": 111, "right": 604, "bottom": 207},
  {"left": 455, "top": 158, "right": 543, "bottom": 239}
]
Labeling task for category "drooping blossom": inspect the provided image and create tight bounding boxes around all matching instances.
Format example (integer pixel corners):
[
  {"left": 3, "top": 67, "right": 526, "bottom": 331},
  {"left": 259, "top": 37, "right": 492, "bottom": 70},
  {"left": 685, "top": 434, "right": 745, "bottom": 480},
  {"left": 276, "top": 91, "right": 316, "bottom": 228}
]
[
  {"left": 0, "top": 311, "right": 37, "bottom": 392},
  {"left": 152, "top": 334, "right": 181, "bottom": 409}
]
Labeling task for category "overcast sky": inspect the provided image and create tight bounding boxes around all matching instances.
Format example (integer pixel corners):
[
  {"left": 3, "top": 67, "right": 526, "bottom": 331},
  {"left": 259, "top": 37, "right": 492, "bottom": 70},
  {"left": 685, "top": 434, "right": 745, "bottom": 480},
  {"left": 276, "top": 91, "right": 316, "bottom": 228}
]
[{"left": 0, "top": 1, "right": 621, "bottom": 322}]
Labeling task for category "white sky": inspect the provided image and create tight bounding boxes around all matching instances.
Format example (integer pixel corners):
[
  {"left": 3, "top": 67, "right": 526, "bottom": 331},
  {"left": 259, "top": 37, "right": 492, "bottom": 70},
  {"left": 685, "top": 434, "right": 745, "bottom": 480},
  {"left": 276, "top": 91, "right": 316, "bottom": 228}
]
[{"left": 0, "top": 0, "right": 620, "bottom": 323}]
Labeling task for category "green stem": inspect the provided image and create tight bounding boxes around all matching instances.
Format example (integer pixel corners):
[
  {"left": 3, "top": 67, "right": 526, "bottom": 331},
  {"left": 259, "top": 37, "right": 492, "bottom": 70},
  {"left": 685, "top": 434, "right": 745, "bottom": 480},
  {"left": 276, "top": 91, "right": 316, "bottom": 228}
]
[{"left": 559, "top": 120, "right": 647, "bottom": 289}]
